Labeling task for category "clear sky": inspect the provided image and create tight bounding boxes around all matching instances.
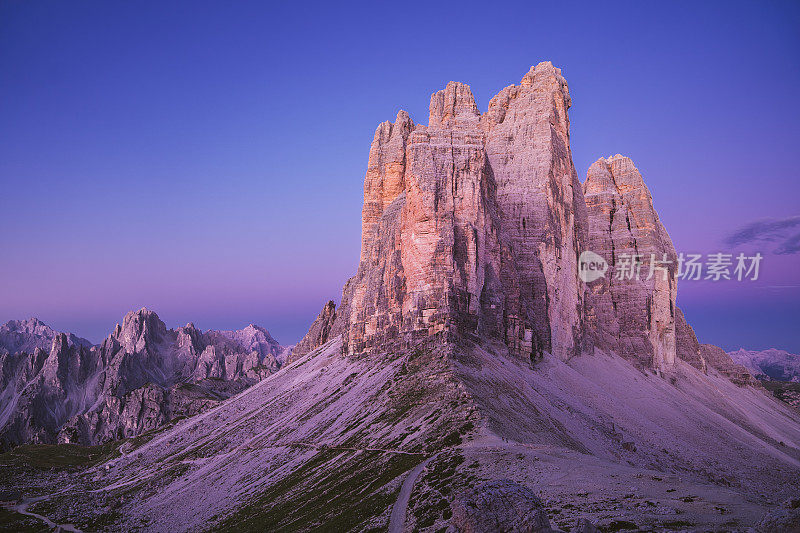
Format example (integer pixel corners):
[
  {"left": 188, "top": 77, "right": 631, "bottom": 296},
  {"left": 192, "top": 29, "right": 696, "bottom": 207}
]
[{"left": 1, "top": 1, "right": 798, "bottom": 351}]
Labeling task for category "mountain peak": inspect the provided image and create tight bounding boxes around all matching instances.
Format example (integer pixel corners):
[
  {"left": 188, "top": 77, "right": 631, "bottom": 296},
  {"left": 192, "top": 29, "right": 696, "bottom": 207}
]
[
  {"left": 428, "top": 81, "right": 480, "bottom": 128},
  {"left": 116, "top": 307, "right": 167, "bottom": 352},
  {"left": 584, "top": 153, "right": 677, "bottom": 371},
  {"left": 2, "top": 317, "right": 53, "bottom": 334},
  {"left": 212, "top": 323, "right": 281, "bottom": 359},
  {"left": 298, "top": 64, "right": 707, "bottom": 377},
  {"left": 0, "top": 316, "right": 92, "bottom": 354},
  {"left": 585, "top": 155, "right": 646, "bottom": 197},
  {"left": 729, "top": 347, "right": 800, "bottom": 382},
  {"left": 300, "top": 63, "right": 584, "bottom": 361}
]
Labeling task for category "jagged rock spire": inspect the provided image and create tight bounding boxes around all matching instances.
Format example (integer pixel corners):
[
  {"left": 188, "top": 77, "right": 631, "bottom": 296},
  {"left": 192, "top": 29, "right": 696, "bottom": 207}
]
[
  {"left": 296, "top": 64, "right": 738, "bottom": 378},
  {"left": 299, "top": 63, "right": 588, "bottom": 362},
  {"left": 428, "top": 81, "right": 480, "bottom": 128},
  {"left": 360, "top": 110, "right": 414, "bottom": 263},
  {"left": 116, "top": 307, "right": 167, "bottom": 354},
  {"left": 290, "top": 300, "right": 336, "bottom": 362},
  {"left": 582, "top": 155, "right": 677, "bottom": 372}
]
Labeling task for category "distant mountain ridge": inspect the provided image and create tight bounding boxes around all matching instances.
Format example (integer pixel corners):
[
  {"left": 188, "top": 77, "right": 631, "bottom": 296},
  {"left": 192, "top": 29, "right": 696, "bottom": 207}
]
[
  {"left": 0, "top": 309, "right": 288, "bottom": 449},
  {"left": 729, "top": 348, "right": 800, "bottom": 382},
  {"left": 0, "top": 317, "right": 92, "bottom": 355}
]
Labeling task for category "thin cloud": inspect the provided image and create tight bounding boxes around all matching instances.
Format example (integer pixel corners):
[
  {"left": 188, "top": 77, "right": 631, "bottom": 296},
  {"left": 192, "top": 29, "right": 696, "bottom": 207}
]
[
  {"left": 725, "top": 216, "right": 800, "bottom": 254},
  {"left": 775, "top": 232, "right": 800, "bottom": 255}
]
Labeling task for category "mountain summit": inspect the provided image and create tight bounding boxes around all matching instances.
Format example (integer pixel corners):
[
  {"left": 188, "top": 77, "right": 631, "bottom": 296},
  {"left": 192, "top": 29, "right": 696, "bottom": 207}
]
[
  {"left": 295, "top": 62, "right": 587, "bottom": 363},
  {"left": 293, "top": 64, "right": 730, "bottom": 380}
]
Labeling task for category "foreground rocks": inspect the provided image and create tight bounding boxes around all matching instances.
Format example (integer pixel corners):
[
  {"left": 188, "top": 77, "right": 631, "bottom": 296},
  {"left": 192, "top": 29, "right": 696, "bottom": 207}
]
[
  {"left": 449, "top": 480, "right": 554, "bottom": 532},
  {"left": 756, "top": 498, "right": 800, "bottom": 533}
]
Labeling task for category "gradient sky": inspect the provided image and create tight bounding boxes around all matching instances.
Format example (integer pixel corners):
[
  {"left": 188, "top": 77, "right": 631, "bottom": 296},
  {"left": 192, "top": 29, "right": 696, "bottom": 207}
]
[{"left": 1, "top": 1, "right": 798, "bottom": 351}]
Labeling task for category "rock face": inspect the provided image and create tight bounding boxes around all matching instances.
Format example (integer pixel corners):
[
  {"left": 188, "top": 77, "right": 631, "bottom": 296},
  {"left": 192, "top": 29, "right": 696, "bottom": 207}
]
[
  {"left": 289, "top": 300, "right": 336, "bottom": 363},
  {"left": 450, "top": 480, "right": 554, "bottom": 533},
  {"left": 674, "top": 307, "right": 706, "bottom": 372},
  {"left": 582, "top": 155, "right": 677, "bottom": 372},
  {"left": 700, "top": 344, "right": 759, "bottom": 387},
  {"left": 0, "top": 310, "right": 285, "bottom": 448},
  {"left": 58, "top": 380, "right": 248, "bottom": 445},
  {"left": 483, "top": 65, "right": 588, "bottom": 362},
  {"left": 297, "top": 64, "right": 766, "bottom": 387},
  {"left": 300, "top": 63, "right": 589, "bottom": 363}
]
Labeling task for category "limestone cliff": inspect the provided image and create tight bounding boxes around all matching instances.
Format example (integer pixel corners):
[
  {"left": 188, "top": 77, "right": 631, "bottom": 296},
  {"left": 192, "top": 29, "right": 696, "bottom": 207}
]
[
  {"left": 675, "top": 307, "right": 706, "bottom": 372},
  {"left": 300, "top": 63, "right": 587, "bottom": 363},
  {"left": 582, "top": 155, "right": 677, "bottom": 372},
  {"left": 296, "top": 64, "right": 756, "bottom": 386},
  {"left": 700, "top": 344, "right": 760, "bottom": 387},
  {"left": 289, "top": 300, "right": 336, "bottom": 363},
  {"left": 482, "top": 64, "right": 588, "bottom": 362}
]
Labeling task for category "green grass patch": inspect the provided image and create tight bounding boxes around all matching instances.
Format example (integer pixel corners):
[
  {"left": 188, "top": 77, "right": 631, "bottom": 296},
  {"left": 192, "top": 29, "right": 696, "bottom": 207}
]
[
  {"left": 661, "top": 520, "right": 696, "bottom": 529},
  {"left": 761, "top": 380, "right": 800, "bottom": 403},
  {"left": 600, "top": 520, "right": 638, "bottom": 532},
  {"left": 0, "top": 442, "right": 120, "bottom": 471},
  {"left": 0, "top": 507, "right": 50, "bottom": 532},
  {"left": 216, "top": 449, "right": 423, "bottom": 532}
]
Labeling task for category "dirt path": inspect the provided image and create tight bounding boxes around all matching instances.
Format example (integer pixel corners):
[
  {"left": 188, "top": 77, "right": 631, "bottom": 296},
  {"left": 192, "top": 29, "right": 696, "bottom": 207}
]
[
  {"left": 388, "top": 455, "right": 436, "bottom": 533},
  {"left": 3, "top": 498, "right": 83, "bottom": 533},
  {"left": 386, "top": 437, "right": 559, "bottom": 532},
  {"left": 293, "top": 442, "right": 427, "bottom": 456}
]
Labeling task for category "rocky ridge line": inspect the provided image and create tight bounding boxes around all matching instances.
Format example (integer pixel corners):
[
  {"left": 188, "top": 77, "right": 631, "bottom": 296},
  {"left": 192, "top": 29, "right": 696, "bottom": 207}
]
[{"left": 0, "top": 309, "right": 285, "bottom": 448}]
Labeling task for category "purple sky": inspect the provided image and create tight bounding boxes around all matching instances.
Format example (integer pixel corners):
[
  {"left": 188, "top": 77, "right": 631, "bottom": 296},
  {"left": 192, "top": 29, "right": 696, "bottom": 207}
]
[{"left": 1, "top": 1, "right": 798, "bottom": 351}]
